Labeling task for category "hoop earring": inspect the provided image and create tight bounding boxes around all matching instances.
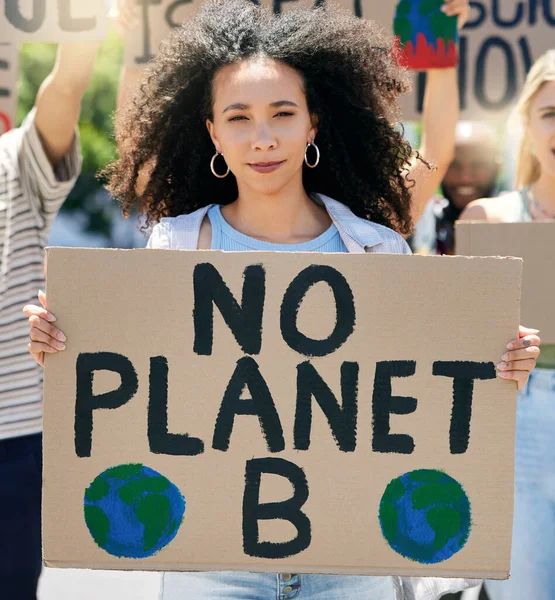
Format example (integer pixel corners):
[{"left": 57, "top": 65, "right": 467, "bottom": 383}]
[
  {"left": 304, "top": 141, "right": 320, "bottom": 168},
  {"left": 210, "top": 152, "right": 230, "bottom": 178}
]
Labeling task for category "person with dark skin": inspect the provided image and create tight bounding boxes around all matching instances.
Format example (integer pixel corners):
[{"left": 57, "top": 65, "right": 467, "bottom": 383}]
[
  {"left": 411, "top": 121, "right": 502, "bottom": 255},
  {"left": 113, "top": 0, "right": 471, "bottom": 216},
  {"left": 24, "top": 1, "right": 540, "bottom": 598}
]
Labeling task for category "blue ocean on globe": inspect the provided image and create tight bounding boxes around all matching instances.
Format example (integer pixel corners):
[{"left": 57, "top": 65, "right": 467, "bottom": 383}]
[
  {"left": 379, "top": 469, "right": 471, "bottom": 564},
  {"left": 84, "top": 463, "right": 185, "bottom": 559}
]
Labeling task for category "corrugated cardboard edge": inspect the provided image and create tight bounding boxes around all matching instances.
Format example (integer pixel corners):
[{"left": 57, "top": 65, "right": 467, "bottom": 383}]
[{"left": 42, "top": 559, "right": 509, "bottom": 579}]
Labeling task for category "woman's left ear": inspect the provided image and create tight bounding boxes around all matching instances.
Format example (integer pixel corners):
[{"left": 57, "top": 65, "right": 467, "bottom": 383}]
[{"left": 309, "top": 114, "right": 319, "bottom": 141}]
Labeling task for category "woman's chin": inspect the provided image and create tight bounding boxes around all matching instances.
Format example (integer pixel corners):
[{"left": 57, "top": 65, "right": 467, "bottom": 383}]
[{"left": 245, "top": 178, "right": 291, "bottom": 198}]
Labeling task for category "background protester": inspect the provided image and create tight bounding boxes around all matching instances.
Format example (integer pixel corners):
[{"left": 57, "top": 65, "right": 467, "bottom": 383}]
[
  {"left": 0, "top": 41, "right": 100, "bottom": 598},
  {"left": 460, "top": 49, "right": 555, "bottom": 600},
  {"left": 411, "top": 121, "right": 502, "bottom": 254}
]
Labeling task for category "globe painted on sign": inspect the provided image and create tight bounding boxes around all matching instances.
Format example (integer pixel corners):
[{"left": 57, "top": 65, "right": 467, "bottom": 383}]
[
  {"left": 379, "top": 469, "right": 471, "bottom": 564},
  {"left": 84, "top": 464, "right": 185, "bottom": 558}
]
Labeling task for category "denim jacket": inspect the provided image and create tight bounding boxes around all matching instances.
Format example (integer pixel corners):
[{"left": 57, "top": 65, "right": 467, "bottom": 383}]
[{"left": 147, "top": 193, "right": 481, "bottom": 600}]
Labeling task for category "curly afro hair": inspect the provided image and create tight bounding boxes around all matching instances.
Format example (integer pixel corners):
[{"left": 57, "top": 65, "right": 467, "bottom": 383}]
[{"left": 105, "top": 0, "right": 423, "bottom": 235}]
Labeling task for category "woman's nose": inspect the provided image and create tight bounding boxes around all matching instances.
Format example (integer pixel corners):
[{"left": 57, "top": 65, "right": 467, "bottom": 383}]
[{"left": 252, "top": 126, "right": 277, "bottom": 151}]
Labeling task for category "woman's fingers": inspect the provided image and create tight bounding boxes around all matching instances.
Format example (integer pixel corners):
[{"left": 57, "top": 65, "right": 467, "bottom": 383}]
[
  {"left": 518, "top": 325, "right": 540, "bottom": 339},
  {"left": 28, "top": 314, "right": 66, "bottom": 344},
  {"left": 23, "top": 299, "right": 65, "bottom": 367},
  {"left": 23, "top": 303, "right": 56, "bottom": 323},
  {"left": 501, "top": 344, "right": 541, "bottom": 363},
  {"left": 38, "top": 289, "right": 47, "bottom": 310},
  {"left": 507, "top": 334, "right": 541, "bottom": 352},
  {"left": 29, "top": 326, "right": 66, "bottom": 351},
  {"left": 442, "top": 0, "right": 468, "bottom": 14},
  {"left": 28, "top": 340, "right": 58, "bottom": 354},
  {"left": 442, "top": 0, "right": 470, "bottom": 28},
  {"left": 497, "top": 358, "right": 537, "bottom": 373},
  {"left": 497, "top": 327, "right": 541, "bottom": 391}
]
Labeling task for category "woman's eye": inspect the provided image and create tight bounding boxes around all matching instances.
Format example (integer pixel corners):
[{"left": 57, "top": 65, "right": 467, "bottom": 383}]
[
  {"left": 542, "top": 111, "right": 555, "bottom": 119},
  {"left": 228, "top": 115, "right": 247, "bottom": 122},
  {"left": 275, "top": 111, "right": 294, "bottom": 118}
]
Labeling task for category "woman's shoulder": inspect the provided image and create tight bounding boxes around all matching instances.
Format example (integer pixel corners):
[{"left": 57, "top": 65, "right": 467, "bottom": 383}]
[
  {"left": 147, "top": 206, "right": 213, "bottom": 249},
  {"left": 459, "top": 191, "right": 522, "bottom": 223},
  {"left": 317, "top": 194, "right": 411, "bottom": 254}
]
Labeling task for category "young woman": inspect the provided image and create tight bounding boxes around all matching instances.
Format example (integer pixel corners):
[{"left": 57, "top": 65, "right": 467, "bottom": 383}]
[
  {"left": 25, "top": 1, "right": 540, "bottom": 598},
  {"left": 460, "top": 50, "right": 555, "bottom": 600}
]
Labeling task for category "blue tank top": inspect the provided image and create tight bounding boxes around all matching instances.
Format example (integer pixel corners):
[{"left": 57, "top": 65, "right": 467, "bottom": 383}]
[{"left": 207, "top": 205, "right": 348, "bottom": 253}]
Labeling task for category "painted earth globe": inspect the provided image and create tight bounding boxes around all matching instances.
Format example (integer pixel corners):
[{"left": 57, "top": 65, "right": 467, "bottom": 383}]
[
  {"left": 84, "top": 463, "right": 185, "bottom": 558},
  {"left": 379, "top": 469, "right": 471, "bottom": 564}
]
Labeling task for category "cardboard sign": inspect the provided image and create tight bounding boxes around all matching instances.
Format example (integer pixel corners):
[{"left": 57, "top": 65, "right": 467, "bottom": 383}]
[
  {"left": 123, "top": 0, "right": 554, "bottom": 123},
  {"left": 0, "top": 44, "right": 17, "bottom": 134},
  {"left": 43, "top": 248, "right": 522, "bottom": 578},
  {"left": 123, "top": 0, "right": 400, "bottom": 67},
  {"left": 1, "top": 0, "right": 107, "bottom": 42},
  {"left": 404, "top": 1, "right": 555, "bottom": 122},
  {"left": 393, "top": 0, "right": 459, "bottom": 69},
  {"left": 456, "top": 221, "right": 555, "bottom": 344}
]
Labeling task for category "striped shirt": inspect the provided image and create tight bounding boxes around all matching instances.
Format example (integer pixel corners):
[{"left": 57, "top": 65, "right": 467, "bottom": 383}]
[{"left": 0, "top": 108, "right": 81, "bottom": 440}]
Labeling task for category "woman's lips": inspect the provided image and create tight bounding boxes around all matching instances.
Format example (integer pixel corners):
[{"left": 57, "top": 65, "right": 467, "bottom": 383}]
[{"left": 248, "top": 161, "right": 285, "bottom": 173}]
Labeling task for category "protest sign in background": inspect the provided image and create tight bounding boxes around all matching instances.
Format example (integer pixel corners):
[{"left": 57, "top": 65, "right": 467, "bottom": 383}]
[
  {"left": 123, "top": 0, "right": 554, "bottom": 123},
  {"left": 43, "top": 248, "right": 521, "bottom": 578},
  {"left": 406, "top": 1, "right": 555, "bottom": 122},
  {"left": 0, "top": 0, "right": 108, "bottom": 42},
  {"left": 0, "top": 43, "right": 17, "bottom": 134},
  {"left": 456, "top": 221, "right": 555, "bottom": 344}
]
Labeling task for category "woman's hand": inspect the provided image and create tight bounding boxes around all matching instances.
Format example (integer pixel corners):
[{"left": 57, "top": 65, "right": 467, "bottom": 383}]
[
  {"left": 441, "top": 0, "right": 470, "bottom": 29},
  {"left": 22, "top": 290, "right": 66, "bottom": 368},
  {"left": 497, "top": 326, "right": 541, "bottom": 391}
]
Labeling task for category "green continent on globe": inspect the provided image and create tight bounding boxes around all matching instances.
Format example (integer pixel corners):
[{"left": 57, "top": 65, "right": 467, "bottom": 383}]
[
  {"left": 84, "top": 463, "right": 186, "bottom": 559},
  {"left": 378, "top": 469, "right": 471, "bottom": 564}
]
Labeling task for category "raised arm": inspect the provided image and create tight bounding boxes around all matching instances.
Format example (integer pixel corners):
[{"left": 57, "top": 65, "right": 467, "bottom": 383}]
[
  {"left": 34, "top": 42, "right": 100, "bottom": 169},
  {"left": 408, "top": 0, "right": 469, "bottom": 224},
  {"left": 410, "top": 68, "right": 459, "bottom": 222}
]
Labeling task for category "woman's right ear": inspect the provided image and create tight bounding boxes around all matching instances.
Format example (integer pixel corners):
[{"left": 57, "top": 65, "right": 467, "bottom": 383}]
[{"left": 206, "top": 120, "right": 219, "bottom": 150}]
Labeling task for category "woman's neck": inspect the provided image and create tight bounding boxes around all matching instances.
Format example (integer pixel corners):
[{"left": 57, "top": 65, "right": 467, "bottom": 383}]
[
  {"left": 531, "top": 172, "right": 555, "bottom": 218},
  {"left": 221, "top": 180, "right": 332, "bottom": 244}
]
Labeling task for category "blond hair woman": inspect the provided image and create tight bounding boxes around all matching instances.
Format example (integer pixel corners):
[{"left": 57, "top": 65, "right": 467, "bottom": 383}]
[{"left": 460, "top": 49, "right": 555, "bottom": 600}]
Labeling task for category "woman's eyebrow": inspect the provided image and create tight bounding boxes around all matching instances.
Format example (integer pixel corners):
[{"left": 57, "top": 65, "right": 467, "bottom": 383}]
[
  {"left": 538, "top": 105, "right": 555, "bottom": 112},
  {"left": 223, "top": 102, "right": 249, "bottom": 113},
  {"left": 223, "top": 100, "right": 299, "bottom": 113},
  {"left": 270, "top": 100, "right": 298, "bottom": 108}
]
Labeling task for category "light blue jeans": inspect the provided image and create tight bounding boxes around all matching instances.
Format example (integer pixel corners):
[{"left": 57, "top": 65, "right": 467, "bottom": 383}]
[
  {"left": 486, "top": 368, "right": 555, "bottom": 600},
  {"left": 161, "top": 572, "right": 394, "bottom": 599}
]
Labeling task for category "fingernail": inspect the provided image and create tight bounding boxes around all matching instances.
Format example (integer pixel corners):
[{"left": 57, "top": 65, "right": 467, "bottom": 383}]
[
  {"left": 47, "top": 313, "right": 57, "bottom": 322},
  {"left": 497, "top": 371, "right": 510, "bottom": 379},
  {"left": 507, "top": 343, "right": 514, "bottom": 350},
  {"left": 497, "top": 362, "right": 507, "bottom": 370},
  {"left": 57, "top": 332, "right": 66, "bottom": 342},
  {"left": 502, "top": 353, "right": 509, "bottom": 362},
  {"left": 55, "top": 342, "right": 66, "bottom": 351}
]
